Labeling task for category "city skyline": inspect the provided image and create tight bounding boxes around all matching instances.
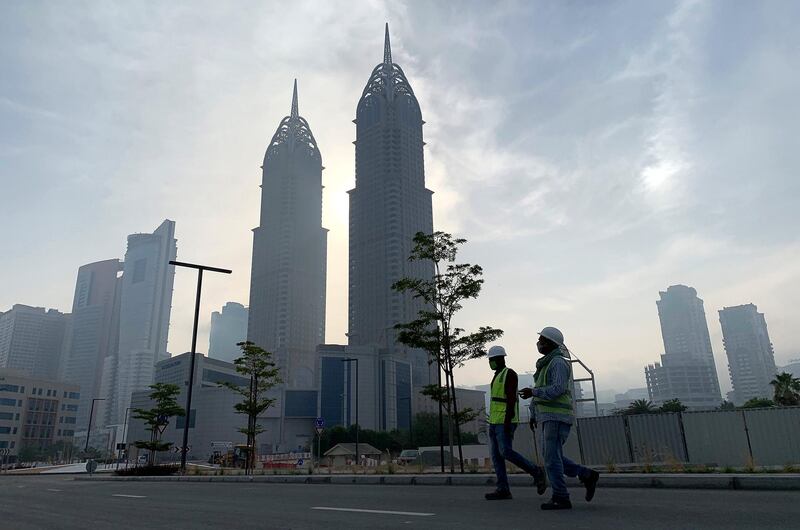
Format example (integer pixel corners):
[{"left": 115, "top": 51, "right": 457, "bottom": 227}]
[{"left": 2, "top": 2, "right": 799, "bottom": 396}]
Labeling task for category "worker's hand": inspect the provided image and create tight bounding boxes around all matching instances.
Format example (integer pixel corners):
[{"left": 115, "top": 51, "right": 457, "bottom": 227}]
[
  {"left": 528, "top": 418, "right": 537, "bottom": 432},
  {"left": 519, "top": 387, "right": 533, "bottom": 400}
]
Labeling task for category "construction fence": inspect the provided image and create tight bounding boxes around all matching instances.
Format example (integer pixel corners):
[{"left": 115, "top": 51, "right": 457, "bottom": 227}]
[{"left": 511, "top": 406, "right": 800, "bottom": 468}]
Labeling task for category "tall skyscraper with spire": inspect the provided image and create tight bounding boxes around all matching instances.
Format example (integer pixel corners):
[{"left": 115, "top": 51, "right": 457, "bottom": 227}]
[
  {"left": 348, "top": 24, "right": 435, "bottom": 388},
  {"left": 248, "top": 81, "right": 327, "bottom": 388}
]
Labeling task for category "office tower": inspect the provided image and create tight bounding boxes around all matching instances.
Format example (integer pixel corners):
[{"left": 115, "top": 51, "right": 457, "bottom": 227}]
[
  {"left": 348, "top": 24, "right": 434, "bottom": 388},
  {"left": 0, "top": 304, "right": 69, "bottom": 380},
  {"left": 719, "top": 304, "right": 777, "bottom": 404},
  {"left": 108, "top": 220, "right": 177, "bottom": 424},
  {"left": 209, "top": 302, "right": 248, "bottom": 363},
  {"left": 61, "top": 259, "right": 123, "bottom": 428},
  {"left": 247, "top": 81, "right": 327, "bottom": 388},
  {"left": 645, "top": 285, "right": 722, "bottom": 409}
]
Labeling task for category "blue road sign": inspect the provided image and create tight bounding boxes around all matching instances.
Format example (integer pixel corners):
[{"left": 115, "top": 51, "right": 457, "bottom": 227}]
[{"left": 315, "top": 417, "right": 325, "bottom": 428}]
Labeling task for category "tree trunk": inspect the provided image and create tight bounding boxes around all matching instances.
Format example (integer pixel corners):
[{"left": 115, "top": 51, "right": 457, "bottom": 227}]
[
  {"left": 445, "top": 376, "right": 455, "bottom": 474},
  {"left": 437, "top": 361, "right": 445, "bottom": 473},
  {"left": 448, "top": 369, "right": 465, "bottom": 473}
]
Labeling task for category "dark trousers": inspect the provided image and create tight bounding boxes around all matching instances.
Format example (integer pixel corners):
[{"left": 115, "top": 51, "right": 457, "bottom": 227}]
[
  {"left": 489, "top": 423, "right": 542, "bottom": 492},
  {"left": 542, "top": 420, "right": 591, "bottom": 499}
]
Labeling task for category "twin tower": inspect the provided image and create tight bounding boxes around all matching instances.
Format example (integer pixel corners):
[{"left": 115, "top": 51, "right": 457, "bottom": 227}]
[{"left": 247, "top": 26, "right": 434, "bottom": 416}]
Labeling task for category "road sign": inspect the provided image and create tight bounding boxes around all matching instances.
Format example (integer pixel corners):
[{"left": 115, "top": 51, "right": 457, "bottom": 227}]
[
  {"left": 210, "top": 441, "right": 233, "bottom": 449},
  {"left": 0, "top": 449, "right": 9, "bottom": 456},
  {"left": 116, "top": 443, "right": 126, "bottom": 451},
  {"left": 296, "top": 459, "right": 304, "bottom": 467},
  {"left": 315, "top": 417, "right": 324, "bottom": 428}
]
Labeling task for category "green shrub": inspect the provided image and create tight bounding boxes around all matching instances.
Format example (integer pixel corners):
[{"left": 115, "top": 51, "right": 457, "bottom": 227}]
[{"left": 114, "top": 464, "right": 179, "bottom": 476}]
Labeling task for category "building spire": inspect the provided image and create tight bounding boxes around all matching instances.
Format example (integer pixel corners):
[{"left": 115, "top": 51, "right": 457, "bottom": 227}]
[
  {"left": 383, "top": 23, "right": 392, "bottom": 66},
  {"left": 291, "top": 79, "right": 298, "bottom": 119}
]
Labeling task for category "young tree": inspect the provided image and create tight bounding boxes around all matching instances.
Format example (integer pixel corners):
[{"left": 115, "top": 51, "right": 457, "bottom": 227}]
[
  {"left": 392, "top": 231, "right": 503, "bottom": 473},
  {"left": 740, "top": 397, "right": 776, "bottom": 409},
  {"left": 625, "top": 399, "right": 657, "bottom": 415},
  {"left": 716, "top": 400, "right": 736, "bottom": 411},
  {"left": 770, "top": 372, "right": 800, "bottom": 406},
  {"left": 659, "top": 398, "right": 688, "bottom": 413},
  {"left": 221, "top": 341, "right": 281, "bottom": 475},
  {"left": 132, "top": 383, "right": 185, "bottom": 466}
]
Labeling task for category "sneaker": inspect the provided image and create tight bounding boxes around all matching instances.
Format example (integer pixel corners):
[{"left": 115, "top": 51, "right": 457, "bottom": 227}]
[
  {"left": 541, "top": 497, "right": 572, "bottom": 510},
  {"left": 485, "top": 490, "right": 513, "bottom": 500},
  {"left": 582, "top": 470, "right": 600, "bottom": 502},
  {"left": 533, "top": 469, "right": 547, "bottom": 496}
]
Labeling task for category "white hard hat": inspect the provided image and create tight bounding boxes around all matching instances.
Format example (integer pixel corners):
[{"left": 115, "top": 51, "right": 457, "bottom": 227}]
[
  {"left": 487, "top": 345, "right": 507, "bottom": 358},
  {"left": 538, "top": 326, "right": 564, "bottom": 346}
]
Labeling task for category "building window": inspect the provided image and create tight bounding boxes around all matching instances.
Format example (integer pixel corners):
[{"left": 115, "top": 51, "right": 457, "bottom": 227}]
[
  {"left": 0, "top": 398, "right": 16, "bottom": 407},
  {"left": 0, "top": 384, "right": 19, "bottom": 393}
]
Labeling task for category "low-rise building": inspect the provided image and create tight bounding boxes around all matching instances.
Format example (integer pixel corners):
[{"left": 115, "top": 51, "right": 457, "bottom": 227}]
[{"left": 0, "top": 370, "right": 80, "bottom": 464}]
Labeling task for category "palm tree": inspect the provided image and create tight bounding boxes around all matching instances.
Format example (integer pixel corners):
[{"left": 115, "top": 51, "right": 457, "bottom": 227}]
[
  {"left": 626, "top": 399, "right": 657, "bottom": 415},
  {"left": 770, "top": 372, "right": 800, "bottom": 406}
]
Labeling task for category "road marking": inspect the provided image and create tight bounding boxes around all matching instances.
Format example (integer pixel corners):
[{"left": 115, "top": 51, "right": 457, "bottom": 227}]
[
  {"left": 112, "top": 494, "right": 147, "bottom": 498},
  {"left": 46, "top": 489, "right": 62, "bottom": 492},
  {"left": 311, "top": 507, "right": 434, "bottom": 517}
]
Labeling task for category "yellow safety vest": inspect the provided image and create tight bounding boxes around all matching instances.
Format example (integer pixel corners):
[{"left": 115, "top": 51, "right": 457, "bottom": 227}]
[{"left": 489, "top": 367, "right": 519, "bottom": 424}]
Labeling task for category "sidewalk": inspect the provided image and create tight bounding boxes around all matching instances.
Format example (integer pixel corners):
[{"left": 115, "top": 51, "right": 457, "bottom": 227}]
[{"left": 74, "top": 472, "right": 800, "bottom": 491}]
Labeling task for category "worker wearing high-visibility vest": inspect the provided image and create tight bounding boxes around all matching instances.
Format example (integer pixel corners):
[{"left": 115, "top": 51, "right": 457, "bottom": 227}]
[
  {"left": 519, "top": 327, "right": 600, "bottom": 510},
  {"left": 484, "top": 345, "right": 547, "bottom": 500}
]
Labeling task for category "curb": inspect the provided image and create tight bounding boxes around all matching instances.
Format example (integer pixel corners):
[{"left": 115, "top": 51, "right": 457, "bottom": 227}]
[{"left": 72, "top": 473, "right": 800, "bottom": 491}]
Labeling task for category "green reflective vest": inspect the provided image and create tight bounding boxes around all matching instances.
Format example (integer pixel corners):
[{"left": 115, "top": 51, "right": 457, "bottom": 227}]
[
  {"left": 533, "top": 356, "right": 574, "bottom": 416},
  {"left": 489, "top": 367, "right": 519, "bottom": 425}
]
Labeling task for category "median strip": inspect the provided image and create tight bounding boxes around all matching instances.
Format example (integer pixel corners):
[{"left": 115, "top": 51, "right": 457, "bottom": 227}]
[{"left": 312, "top": 507, "right": 434, "bottom": 517}]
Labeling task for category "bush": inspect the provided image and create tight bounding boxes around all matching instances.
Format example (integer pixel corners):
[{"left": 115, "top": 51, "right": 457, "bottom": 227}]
[{"left": 115, "top": 464, "right": 180, "bottom": 476}]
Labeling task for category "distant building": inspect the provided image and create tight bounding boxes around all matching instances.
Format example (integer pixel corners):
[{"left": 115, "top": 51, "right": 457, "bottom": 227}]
[
  {"left": 719, "top": 304, "right": 777, "bottom": 405},
  {"left": 316, "top": 344, "right": 412, "bottom": 432},
  {"left": 61, "top": 259, "right": 123, "bottom": 428},
  {"left": 107, "top": 220, "right": 177, "bottom": 425},
  {"left": 645, "top": 285, "right": 722, "bottom": 409},
  {"left": 0, "top": 370, "right": 80, "bottom": 464},
  {"left": 414, "top": 387, "right": 486, "bottom": 434},
  {"left": 779, "top": 359, "right": 800, "bottom": 379},
  {"left": 0, "top": 304, "right": 70, "bottom": 380},
  {"left": 247, "top": 81, "right": 327, "bottom": 389},
  {"left": 208, "top": 302, "right": 248, "bottom": 363},
  {"left": 347, "top": 25, "right": 435, "bottom": 390},
  {"left": 613, "top": 388, "right": 649, "bottom": 410},
  {"left": 125, "top": 352, "right": 317, "bottom": 459}
]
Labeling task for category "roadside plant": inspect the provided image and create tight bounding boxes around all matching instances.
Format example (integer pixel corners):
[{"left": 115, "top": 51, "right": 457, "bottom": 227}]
[
  {"left": 770, "top": 372, "right": 800, "bottom": 406},
  {"left": 221, "top": 341, "right": 282, "bottom": 475},
  {"left": 392, "top": 231, "right": 503, "bottom": 473},
  {"left": 132, "top": 383, "right": 185, "bottom": 467}
]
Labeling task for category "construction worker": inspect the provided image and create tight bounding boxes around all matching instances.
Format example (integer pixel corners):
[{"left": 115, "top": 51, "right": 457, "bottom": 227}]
[
  {"left": 520, "top": 327, "right": 600, "bottom": 510},
  {"left": 485, "top": 345, "right": 547, "bottom": 500}
]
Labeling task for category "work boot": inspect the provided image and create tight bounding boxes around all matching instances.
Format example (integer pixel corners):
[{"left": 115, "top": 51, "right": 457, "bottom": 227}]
[
  {"left": 485, "top": 490, "right": 513, "bottom": 500},
  {"left": 533, "top": 469, "right": 547, "bottom": 496},
  {"left": 582, "top": 470, "right": 600, "bottom": 502},
  {"left": 541, "top": 497, "right": 572, "bottom": 510}
]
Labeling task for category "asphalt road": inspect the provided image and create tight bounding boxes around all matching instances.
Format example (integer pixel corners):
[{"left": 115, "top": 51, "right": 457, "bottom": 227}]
[{"left": 1, "top": 475, "right": 797, "bottom": 529}]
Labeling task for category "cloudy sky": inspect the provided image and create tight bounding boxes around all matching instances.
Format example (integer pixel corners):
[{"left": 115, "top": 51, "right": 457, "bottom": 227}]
[{"left": 2, "top": 0, "right": 798, "bottom": 396}]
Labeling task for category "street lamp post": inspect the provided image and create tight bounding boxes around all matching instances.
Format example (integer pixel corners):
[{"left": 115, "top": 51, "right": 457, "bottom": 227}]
[
  {"left": 116, "top": 407, "right": 133, "bottom": 470},
  {"left": 169, "top": 260, "right": 232, "bottom": 473},
  {"left": 341, "top": 358, "right": 359, "bottom": 465},
  {"left": 85, "top": 398, "right": 106, "bottom": 454}
]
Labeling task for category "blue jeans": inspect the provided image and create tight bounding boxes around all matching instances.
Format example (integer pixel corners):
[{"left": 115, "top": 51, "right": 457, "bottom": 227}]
[
  {"left": 489, "top": 423, "right": 542, "bottom": 493},
  {"left": 542, "top": 420, "right": 591, "bottom": 499}
]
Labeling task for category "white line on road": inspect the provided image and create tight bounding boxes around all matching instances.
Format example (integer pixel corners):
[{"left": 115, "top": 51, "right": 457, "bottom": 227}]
[
  {"left": 312, "top": 507, "right": 434, "bottom": 517},
  {"left": 46, "top": 489, "right": 62, "bottom": 492},
  {"left": 112, "top": 494, "right": 147, "bottom": 498}
]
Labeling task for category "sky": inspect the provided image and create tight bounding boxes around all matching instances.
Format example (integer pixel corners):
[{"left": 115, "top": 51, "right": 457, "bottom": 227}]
[{"left": 1, "top": 0, "right": 799, "bottom": 397}]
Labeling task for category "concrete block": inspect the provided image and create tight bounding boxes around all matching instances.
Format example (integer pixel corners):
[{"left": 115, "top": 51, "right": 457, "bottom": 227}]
[{"left": 382, "top": 475, "right": 414, "bottom": 485}]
